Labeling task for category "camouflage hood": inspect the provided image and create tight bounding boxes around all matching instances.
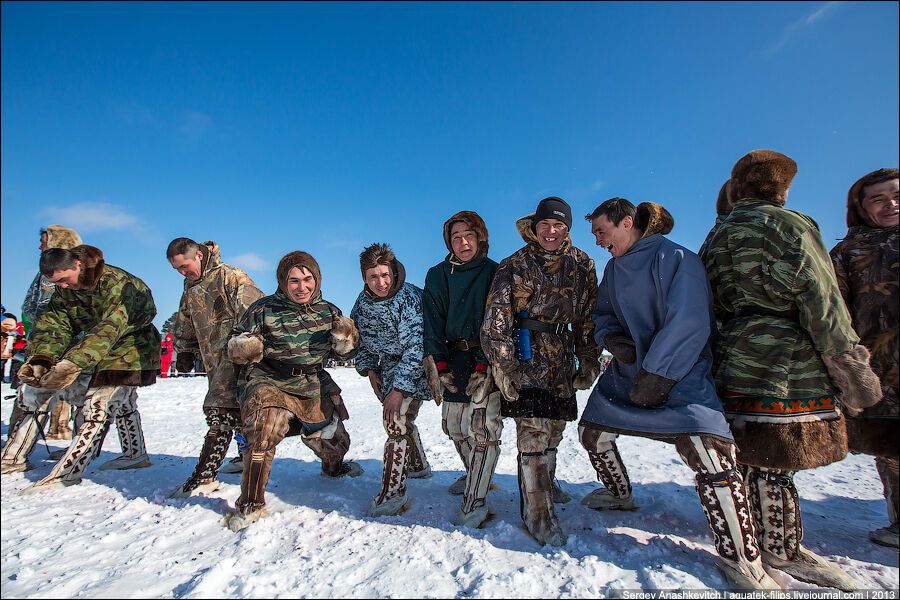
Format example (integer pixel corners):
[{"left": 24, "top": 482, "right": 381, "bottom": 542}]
[
  {"left": 196, "top": 240, "right": 222, "bottom": 281},
  {"left": 45, "top": 225, "right": 82, "bottom": 250},
  {"left": 515, "top": 214, "right": 572, "bottom": 255},
  {"left": 442, "top": 210, "right": 489, "bottom": 261}
]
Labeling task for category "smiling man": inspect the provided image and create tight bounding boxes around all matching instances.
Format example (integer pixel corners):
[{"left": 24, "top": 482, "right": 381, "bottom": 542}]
[
  {"left": 165, "top": 238, "right": 264, "bottom": 498},
  {"left": 830, "top": 168, "right": 899, "bottom": 548},
  {"left": 481, "top": 196, "right": 600, "bottom": 546}
]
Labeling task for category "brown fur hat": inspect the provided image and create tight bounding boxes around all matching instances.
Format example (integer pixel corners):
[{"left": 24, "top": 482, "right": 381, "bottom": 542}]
[
  {"left": 442, "top": 211, "right": 489, "bottom": 258},
  {"left": 730, "top": 150, "right": 798, "bottom": 205},
  {"left": 276, "top": 251, "right": 321, "bottom": 298},
  {"left": 635, "top": 202, "right": 674, "bottom": 238},
  {"left": 44, "top": 225, "right": 82, "bottom": 250},
  {"left": 359, "top": 243, "right": 406, "bottom": 299},
  {"left": 716, "top": 180, "right": 733, "bottom": 216},
  {"left": 846, "top": 168, "right": 899, "bottom": 227},
  {"left": 71, "top": 245, "right": 106, "bottom": 289}
]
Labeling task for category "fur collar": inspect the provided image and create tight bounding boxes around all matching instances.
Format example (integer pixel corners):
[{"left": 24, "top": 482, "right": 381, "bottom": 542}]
[{"left": 73, "top": 245, "right": 105, "bottom": 289}]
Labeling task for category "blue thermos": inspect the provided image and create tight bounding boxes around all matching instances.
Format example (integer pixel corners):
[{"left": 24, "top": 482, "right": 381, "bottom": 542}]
[{"left": 516, "top": 310, "right": 532, "bottom": 361}]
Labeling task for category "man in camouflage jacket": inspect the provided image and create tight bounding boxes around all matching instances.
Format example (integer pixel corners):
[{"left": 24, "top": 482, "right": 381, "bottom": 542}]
[
  {"left": 352, "top": 243, "right": 433, "bottom": 517},
  {"left": 704, "top": 150, "right": 883, "bottom": 591},
  {"left": 224, "top": 251, "right": 361, "bottom": 531},
  {"left": 481, "top": 196, "right": 600, "bottom": 546},
  {"left": 830, "top": 168, "right": 899, "bottom": 548},
  {"left": 166, "top": 238, "right": 264, "bottom": 498},
  {"left": 14, "top": 245, "right": 160, "bottom": 491}
]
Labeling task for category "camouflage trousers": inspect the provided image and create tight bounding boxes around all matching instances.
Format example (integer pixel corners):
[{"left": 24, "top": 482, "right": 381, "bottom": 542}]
[
  {"left": 460, "top": 391, "right": 504, "bottom": 515},
  {"left": 1, "top": 374, "right": 92, "bottom": 470},
  {"left": 178, "top": 407, "right": 242, "bottom": 495},
  {"left": 579, "top": 427, "right": 761, "bottom": 565},
  {"left": 514, "top": 417, "right": 567, "bottom": 542},
  {"left": 235, "top": 407, "right": 351, "bottom": 515},
  {"left": 373, "top": 397, "right": 430, "bottom": 507},
  {"left": 34, "top": 386, "right": 145, "bottom": 487}
]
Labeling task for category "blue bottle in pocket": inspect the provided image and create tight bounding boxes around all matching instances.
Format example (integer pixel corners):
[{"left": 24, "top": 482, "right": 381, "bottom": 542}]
[{"left": 516, "top": 310, "right": 532, "bottom": 361}]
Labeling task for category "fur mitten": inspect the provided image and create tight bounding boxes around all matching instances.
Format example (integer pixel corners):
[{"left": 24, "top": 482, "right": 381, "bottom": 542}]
[
  {"left": 822, "top": 345, "right": 883, "bottom": 412},
  {"left": 39, "top": 359, "right": 81, "bottom": 391},
  {"left": 494, "top": 363, "right": 521, "bottom": 402},
  {"left": 18, "top": 362, "right": 49, "bottom": 386},
  {"left": 331, "top": 316, "right": 359, "bottom": 356},
  {"left": 423, "top": 355, "right": 444, "bottom": 406},
  {"left": 629, "top": 369, "right": 676, "bottom": 408},
  {"left": 228, "top": 333, "right": 264, "bottom": 365},
  {"left": 604, "top": 333, "right": 636, "bottom": 364},
  {"left": 574, "top": 358, "right": 600, "bottom": 390},
  {"left": 465, "top": 366, "right": 493, "bottom": 405},
  {"left": 176, "top": 352, "right": 196, "bottom": 373}
]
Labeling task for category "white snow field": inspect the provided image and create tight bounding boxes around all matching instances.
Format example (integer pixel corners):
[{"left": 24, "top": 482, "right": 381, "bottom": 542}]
[{"left": 1, "top": 371, "right": 897, "bottom": 598}]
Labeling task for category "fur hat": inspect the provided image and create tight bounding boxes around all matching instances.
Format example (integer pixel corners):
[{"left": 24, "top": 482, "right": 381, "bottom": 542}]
[
  {"left": 635, "top": 202, "right": 674, "bottom": 238},
  {"left": 846, "top": 168, "right": 899, "bottom": 227},
  {"left": 533, "top": 196, "right": 572, "bottom": 230},
  {"left": 44, "top": 225, "right": 82, "bottom": 250},
  {"left": 276, "top": 251, "right": 321, "bottom": 299},
  {"left": 442, "top": 211, "right": 489, "bottom": 258},
  {"left": 716, "top": 180, "right": 733, "bottom": 216},
  {"left": 730, "top": 150, "right": 797, "bottom": 205}
]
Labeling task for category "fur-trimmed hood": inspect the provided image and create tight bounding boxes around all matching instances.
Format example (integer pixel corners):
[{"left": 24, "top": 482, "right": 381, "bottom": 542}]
[
  {"left": 515, "top": 214, "right": 572, "bottom": 255},
  {"left": 72, "top": 245, "right": 105, "bottom": 289},
  {"left": 716, "top": 180, "right": 733, "bottom": 216},
  {"left": 442, "top": 210, "right": 489, "bottom": 260},
  {"left": 730, "top": 149, "right": 797, "bottom": 206},
  {"left": 276, "top": 251, "right": 322, "bottom": 299},
  {"left": 636, "top": 202, "right": 675, "bottom": 238},
  {"left": 846, "top": 168, "right": 899, "bottom": 228},
  {"left": 45, "top": 225, "right": 82, "bottom": 250}
]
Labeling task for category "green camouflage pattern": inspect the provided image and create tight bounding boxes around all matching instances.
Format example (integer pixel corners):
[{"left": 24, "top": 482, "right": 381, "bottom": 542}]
[
  {"left": 232, "top": 288, "right": 355, "bottom": 421},
  {"left": 174, "top": 242, "right": 264, "bottom": 409},
  {"left": 703, "top": 199, "right": 858, "bottom": 400},
  {"left": 831, "top": 225, "right": 899, "bottom": 419},
  {"left": 29, "top": 247, "right": 160, "bottom": 383},
  {"left": 481, "top": 214, "right": 598, "bottom": 400}
]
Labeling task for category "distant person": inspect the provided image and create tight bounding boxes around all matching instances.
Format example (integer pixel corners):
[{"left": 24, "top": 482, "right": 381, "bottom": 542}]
[
  {"left": 830, "top": 168, "right": 899, "bottom": 549},
  {"left": 14, "top": 244, "right": 159, "bottom": 491},
  {"left": 352, "top": 243, "right": 433, "bottom": 517},
  {"left": 165, "top": 238, "right": 264, "bottom": 498}
]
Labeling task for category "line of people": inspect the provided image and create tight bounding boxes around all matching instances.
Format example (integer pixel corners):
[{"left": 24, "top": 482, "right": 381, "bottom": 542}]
[{"left": 1, "top": 150, "right": 895, "bottom": 592}]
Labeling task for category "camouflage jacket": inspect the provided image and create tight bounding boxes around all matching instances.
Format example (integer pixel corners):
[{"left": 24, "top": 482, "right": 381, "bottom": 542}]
[
  {"left": 703, "top": 199, "right": 858, "bottom": 403},
  {"left": 174, "top": 242, "right": 264, "bottom": 409},
  {"left": 232, "top": 289, "right": 354, "bottom": 422},
  {"left": 481, "top": 214, "right": 598, "bottom": 401},
  {"left": 831, "top": 225, "right": 899, "bottom": 419},
  {"left": 29, "top": 245, "right": 160, "bottom": 387}
]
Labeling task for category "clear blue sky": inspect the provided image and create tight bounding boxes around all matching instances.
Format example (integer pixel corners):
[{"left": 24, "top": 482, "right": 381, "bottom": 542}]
[{"left": 2, "top": 1, "right": 898, "bottom": 327}]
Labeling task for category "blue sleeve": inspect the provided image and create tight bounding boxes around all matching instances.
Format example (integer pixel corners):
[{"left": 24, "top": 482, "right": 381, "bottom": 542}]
[
  {"left": 350, "top": 294, "right": 379, "bottom": 377},
  {"left": 392, "top": 285, "right": 426, "bottom": 395},
  {"left": 641, "top": 249, "right": 711, "bottom": 381}
]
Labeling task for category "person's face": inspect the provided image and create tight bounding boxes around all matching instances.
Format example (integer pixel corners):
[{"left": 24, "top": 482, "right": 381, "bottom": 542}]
[
  {"left": 47, "top": 261, "right": 82, "bottom": 289},
  {"left": 535, "top": 219, "right": 567, "bottom": 252},
  {"left": 39, "top": 233, "right": 49, "bottom": 252},
  {"left": 449, "top": 221, "right": 478, "bottom": 262},
  {"left": 365, "top": 265, "right": 393, "bottom": 298},
  {"left": 169, "top": 249, "right": 204, "bottom": 281},
  {"left": 861, "top": 179, "right": 899, "bottom": 228},
  {"left": 286, "top": 266, "right": 317, "bottom": 304},
  {"left": 591, "top": 214, "right": 636, "bottom": 258}
]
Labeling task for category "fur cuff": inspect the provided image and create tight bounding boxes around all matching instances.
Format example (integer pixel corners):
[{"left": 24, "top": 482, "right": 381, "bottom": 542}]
[
  {"left": 423, "top": 355, "right": 444, "bottom": 406},
  {"left": 493, "top": 365, "right": 520, "bottom": 402},
  {"left": 331, "top": 316, "right": 359, "bottom": 356},
  {"left": 466, "top": 367, "right": 493, "bottom": 404},
  {"left": 38, "top": 359, "right": 81, "bottom": 391},
  {"left": 228, "top": 333, "right": 264, "bottom": 365},
  {"left": 822, "top": 345, "right": 883, "bottom": 411}
]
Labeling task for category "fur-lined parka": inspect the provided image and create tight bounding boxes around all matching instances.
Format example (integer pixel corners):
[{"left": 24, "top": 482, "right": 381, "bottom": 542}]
[{"left": 28, "top": 245, "right": 160, "bottom": 387}]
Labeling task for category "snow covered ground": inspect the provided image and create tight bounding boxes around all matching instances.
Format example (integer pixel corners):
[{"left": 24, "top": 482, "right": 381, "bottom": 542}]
[{"left": 1, "top": 372, "right": 897, "bottom": 598}]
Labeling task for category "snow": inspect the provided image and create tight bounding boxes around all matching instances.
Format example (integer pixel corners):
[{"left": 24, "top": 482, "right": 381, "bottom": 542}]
[{"left": 2, "top": 372, "right": 897, "bottom": 598}]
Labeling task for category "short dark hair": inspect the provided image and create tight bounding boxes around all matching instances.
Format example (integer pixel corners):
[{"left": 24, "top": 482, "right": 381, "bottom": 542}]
[
  {"left": 359, "top": 243, "right": 395, "bottom": 278},
  {"left": 166, "top": 237, "right": 200, "bottom": 260},
  {"left": 40, "top": 248, "right": 79, "bottom": 277},
  {"left": 858, "top": 168, "right": 899, "bottom": 203},
  {"left": 584, "top": 198, "right": 637, "bottom": 225}
]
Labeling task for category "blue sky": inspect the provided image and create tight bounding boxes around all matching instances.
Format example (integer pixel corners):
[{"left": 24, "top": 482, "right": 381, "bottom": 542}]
[{"left": 2, "top": 1, "right": 898, "bottom": 327}]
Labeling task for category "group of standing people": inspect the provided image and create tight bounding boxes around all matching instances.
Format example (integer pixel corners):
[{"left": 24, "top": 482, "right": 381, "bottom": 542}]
[{"left": 1, "top": 150, "right": 896, "bottom": 592}]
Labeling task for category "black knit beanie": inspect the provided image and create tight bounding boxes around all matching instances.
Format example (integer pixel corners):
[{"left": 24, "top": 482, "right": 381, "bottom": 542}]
[{"left": 533, "top": 196, "right": 572, "bottom": 229}]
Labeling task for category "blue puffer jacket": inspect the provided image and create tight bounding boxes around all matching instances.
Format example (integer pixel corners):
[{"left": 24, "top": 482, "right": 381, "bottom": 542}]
[{"left": 351, "top": 272, "right": 431, "bottom": 402}]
